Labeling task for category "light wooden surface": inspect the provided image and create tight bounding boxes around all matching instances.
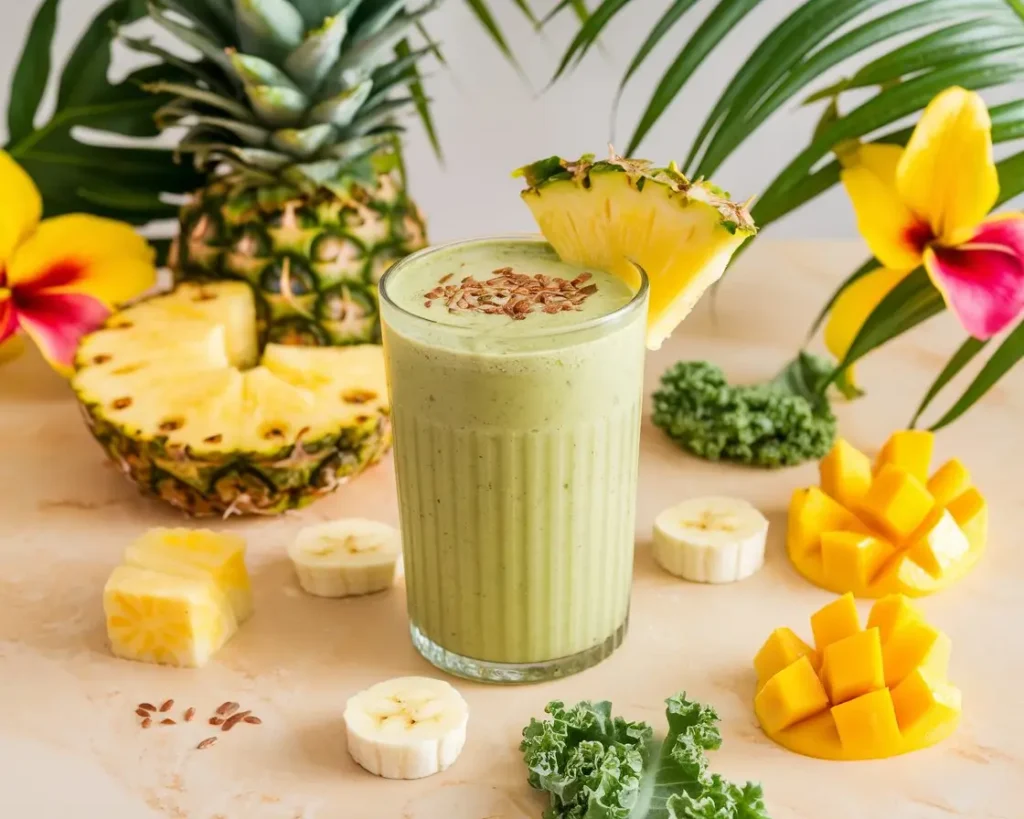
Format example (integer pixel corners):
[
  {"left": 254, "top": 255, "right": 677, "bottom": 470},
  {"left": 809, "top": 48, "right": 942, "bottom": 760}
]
[{"left": 1, "top": 240, "right": 1020, "bottom": 819}]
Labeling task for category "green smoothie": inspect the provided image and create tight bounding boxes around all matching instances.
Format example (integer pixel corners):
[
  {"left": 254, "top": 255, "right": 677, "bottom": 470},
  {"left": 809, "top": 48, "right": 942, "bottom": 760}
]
[{"left": 379, "top": 236, "right": 648, "bottom": 682}]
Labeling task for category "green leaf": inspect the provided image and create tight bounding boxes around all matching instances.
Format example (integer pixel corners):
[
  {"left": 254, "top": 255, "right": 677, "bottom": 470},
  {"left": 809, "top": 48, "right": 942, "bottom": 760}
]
[
  {"left": 910, "top": 337, "right": 989, "bottom": 428},
  {"left": 148, "top": 0, "right": 234, "bottom": 72},
  {"left": 331, "top": 4, "right": 438, "bottom": 81},
  {"left": 7, "top": 0, "right": 60, "bottom": 145},
  {"left": 284, "top": 13, "right": 348, "bottom": 92},
  {"left": 236, "top": 0, "right": 306, "bottom": 61},
  {"left": 340, "top": 96, "right": 416, "bottom": 138},
  {"left": 996, "top": 148, "right": 1024, "bottom": 203},
  {"left": 245, "top": 85, "right": 308, "bottom": 126},
  {"left": 686, "top": 0, "right": 888, "bottom": 175},
  {"left": 626, "top": 0, "right": 763, "bottom": 156},
  {"left": 395, "top": 39, "right": 441, "bottom": 160},
  {"left": 463, "top": 0, "right": 516, "bottom": 64},
  {"left": 270, "top": 123, "right": 335, "bottom": 158},
  {"left": 309, "top": 79, "right": 374, "bottom": 126},
  {"left": 930, "top": 322, "right": 1024, "bottom": 430},
  {"left": 353, "top": 0, "right": 406, "bottom": 40},
  {"left": 229, "top": 52, "right": 302, "bottom": 90},
  {"left": 697, "top": 0, "right": 999, "bottom": 178},
  {"left": 550, "top": 0, "right": 632, "bottom": 83},
  {"left": 829, "top": 268, "right": 945, "bottom": 387},
  {"left": 145, "top": 82, "right": 255, "bottom": 122},
  {"left": 807, "top": 258, "right": 880, "bottom": 340},
  {"left": 615, "top": 0, "right": 700, "bottom": 110},
  {"left": 190, "top": 115, "right": 271, "bottom": 145}
]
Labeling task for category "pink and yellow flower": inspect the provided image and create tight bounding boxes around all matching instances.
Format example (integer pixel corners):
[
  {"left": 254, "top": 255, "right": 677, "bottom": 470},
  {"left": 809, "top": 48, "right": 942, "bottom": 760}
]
[
  {"left": 826, "top": 87, "right": 1024, "bottom": 379},
  {"left": 0, "top": 150, "right": 156, "bottom": 375}
]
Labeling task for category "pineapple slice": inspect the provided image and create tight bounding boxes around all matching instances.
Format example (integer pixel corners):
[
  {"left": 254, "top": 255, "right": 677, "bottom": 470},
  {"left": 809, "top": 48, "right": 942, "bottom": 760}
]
[
  {"left": 753, "top": 593, "right": 961, "bottom": 760},
  {"left": 104, "top": 566, "right": 237, "bottom": 668},
  {"left": 787, "top": 431, "right": 986, "bottom": 597},
  {"left": 124, "top": 528, "right": 253, "bottom": 622},
  {"left": 516, "top": 150, "right": 756, "bottom": 350}
]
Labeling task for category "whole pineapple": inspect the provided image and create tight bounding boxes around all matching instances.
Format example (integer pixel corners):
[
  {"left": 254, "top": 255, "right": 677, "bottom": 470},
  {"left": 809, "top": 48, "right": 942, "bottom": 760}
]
[{"left": 142, "top": 0, "right": 431, "bottom": 346}]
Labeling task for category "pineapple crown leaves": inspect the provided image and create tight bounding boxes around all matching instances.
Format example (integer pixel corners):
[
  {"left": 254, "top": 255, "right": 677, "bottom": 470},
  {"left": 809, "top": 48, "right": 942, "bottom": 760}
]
[
  {"left": 136, "top": 0, "right": 441, "bottom": 193},
  {"left": 514, "top": 149, "right": 758, "bottom": 236}
]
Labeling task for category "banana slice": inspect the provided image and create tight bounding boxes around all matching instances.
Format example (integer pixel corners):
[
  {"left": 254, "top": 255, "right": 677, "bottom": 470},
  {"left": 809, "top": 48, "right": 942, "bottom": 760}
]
[
  {"left": 344, "top": 676, "right": 469, "bottom": 780},
  {"left": 288, "top": 519, "right": 400, "bottom": 598},
  {"left": 653, "top": 496, "right": 768, "bottom": 583}
]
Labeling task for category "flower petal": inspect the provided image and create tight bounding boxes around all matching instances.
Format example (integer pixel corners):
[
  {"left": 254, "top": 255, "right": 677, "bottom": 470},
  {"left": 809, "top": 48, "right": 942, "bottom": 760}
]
[
  {"left": 14, "top": 289, "right": 110, "bottom": 375},
  {"left": 824, "top": 267, "right": 911, "bottom": 386},
  {"left": 924, "top": 213, "right": 1024, "bottom": 340},
  {"left": 0, "top": 333, "right": 26, "bottom": 366},
  {"left": 0, "top": 150, "right": 42, "bottom": 265},
  {"left": 840, "top": 144, "right": 927, "bottom": 271},
  {"left": 7, "top": 215, "right": 156, "bottom": 306},
  {"left": 0, "top": 290, "right": 18, "bottom": 346},
  {"left": 896, "top": 87, "right": 998, "bottom": 245}
]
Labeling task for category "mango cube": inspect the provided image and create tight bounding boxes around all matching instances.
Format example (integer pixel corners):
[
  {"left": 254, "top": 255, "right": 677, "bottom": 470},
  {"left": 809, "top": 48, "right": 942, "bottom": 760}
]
[
  {"left": 926, "top": 459, "right": 972, "bottom": 507},
  {"left": 891, "top": 668, "right": 962, "bottom": 737},
  {"left": 125, "top": 528, "right": 253, "bottom": 622},
  {"left": 906, "top": 509, "right": 970, "bottom": 579},
  {"left": 754, "top": 655, "right": 830, "bottom": 734},
  {"left": 810, "top": 592, "right": 860, "bottom": 652},
  {"left": 831, "top": 689, "right": 902, "bottom": 757},
  {"left": 788, "top": 487, "right": 868, "bottom": 556},
  {"left": 859, "top": 465, "right": 935, "bottom": 543},
  {"left": 947, "top": 488, "right": 988, "bottom": 551},
  {"left": 874, "top": 430, "right": 934, "bottom": 483},
  {"left": 819, "top": 439, "right": 873, "bottom": 509},
  {"left": 104, "top": 566, "right": 237, "bottom": 668},
  {"left": 821, "top": 531, "right": 896, "bottom": 589},
  {"left": 754, "top": 627, "right": 817, "bottom": 685},
  {"left": 881, "top": 618, "right": 951, "bottom": 688},
  {"left": 866, "top": 594, "right": 920, "bottom": 643},
  {"left": 821, "top": 627, "right": 885, "bottom": 706}
]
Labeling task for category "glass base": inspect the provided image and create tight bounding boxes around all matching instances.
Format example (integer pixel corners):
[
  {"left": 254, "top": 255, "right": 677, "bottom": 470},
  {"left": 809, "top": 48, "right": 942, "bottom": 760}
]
[{"left": 409, "top": 619, "right": 627, "bottom": 684}]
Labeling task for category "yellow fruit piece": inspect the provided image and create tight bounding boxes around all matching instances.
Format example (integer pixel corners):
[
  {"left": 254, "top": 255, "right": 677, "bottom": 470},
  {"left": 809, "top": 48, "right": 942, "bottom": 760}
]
[
  {"left": 905, "top": 509, "right": 970, "bottom": 579},
  {"left": 859, "top": 465, "right": 935, "bottom": 543},
  {"left": 810, "top": 592, "right": 860, "bottom": 652},
  {"left": 821, "top": 531, "right": 896, "bottom": 589},
  {"left": 821, "top": 627, "right": 884, "bottom": 706},
  {"left": 125, "top": 528, "right": 253, "bottom": 623},
  {"left": 926, "top": 458, "right": 972, "bottom": 507},
  {"left": 819, "top": 439, "right": 873, "bottom": 509},
  {"left": 947, "top": 488, "right": 988, "bottom": 551},
  {"left": 866, "top": 594, "right": 920, "bottom": 643},
  {"left": 103, "top": 566, "right": 237, "bottom": 668},
  {"left": 754, "top": 655, "right": 830, "bottom": 734},
  {"left": 891, "top": 668, "right": 962, "bottom": 739},
  {"left": 874, "top": 430, "right": 934, "bottom": 482},
  {"left": 881, "top": 617, "right": 951, "bottom": 688},
  {"left": 788, "top": 487, "right": 868, "bottom": 556},
  {"left": 831, "top": 689, "right": 903, "bottom": 758},
  {"left": 754, "top": 627, "right": 817, "bottom": 686}
]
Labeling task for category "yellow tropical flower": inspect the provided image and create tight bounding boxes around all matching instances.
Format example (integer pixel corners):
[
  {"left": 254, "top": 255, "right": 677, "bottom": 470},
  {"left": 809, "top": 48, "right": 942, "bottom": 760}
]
[
  {"left": 827, "top": 87, "right": 1024, "bottom": 381},
  {"left": 0, "top": 150, "right": 156, "bottom": 375}
]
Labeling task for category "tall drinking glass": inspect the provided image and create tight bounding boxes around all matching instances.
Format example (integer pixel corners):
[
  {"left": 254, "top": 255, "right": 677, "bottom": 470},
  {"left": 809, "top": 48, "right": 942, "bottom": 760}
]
[{"left": 379, "top": 235, "right": 648, "bottom": 682}]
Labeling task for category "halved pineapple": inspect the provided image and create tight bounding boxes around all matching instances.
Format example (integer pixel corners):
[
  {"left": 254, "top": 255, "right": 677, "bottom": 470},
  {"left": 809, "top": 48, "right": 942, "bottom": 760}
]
[
  {"left": 71, "top": 282, "right": 391, "bottom": 517},
  {"left": 753, "top": 593, "right": 961, "bottom": 760},
  {"left": 516, "top": 150, "right": 756, "bottom": 349}
]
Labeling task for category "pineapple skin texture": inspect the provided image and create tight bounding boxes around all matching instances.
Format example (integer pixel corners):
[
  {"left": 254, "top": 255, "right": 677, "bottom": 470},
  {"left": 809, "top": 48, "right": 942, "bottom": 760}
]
[
  {"left": 787, "top": 431, "right": 987, "bottom": 598},
  {"left": 172, "top": 149, "right": 427, "bottom": 348},
  {"left": 753, "top": 593, "right": 961, "bottom": 760}
]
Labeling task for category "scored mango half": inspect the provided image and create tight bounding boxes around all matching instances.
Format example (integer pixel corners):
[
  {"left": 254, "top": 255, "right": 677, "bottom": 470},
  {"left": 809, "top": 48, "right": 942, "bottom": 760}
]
[
  {"left": 754, "top": 593, "right": 961, "bottom": 760},
  {"left": 787, "top": 429, "right": 987, "bottom": 597}
]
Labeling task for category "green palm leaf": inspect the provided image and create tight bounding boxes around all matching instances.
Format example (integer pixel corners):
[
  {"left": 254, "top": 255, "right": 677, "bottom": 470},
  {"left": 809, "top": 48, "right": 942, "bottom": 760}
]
[{"left": 909, "top": 338, "right": 989, "bottom": 428}]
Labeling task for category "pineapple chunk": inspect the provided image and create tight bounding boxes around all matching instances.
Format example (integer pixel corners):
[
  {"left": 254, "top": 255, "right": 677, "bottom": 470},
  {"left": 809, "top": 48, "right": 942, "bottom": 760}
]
[
  {"left": 821, "top": 627, "right": 885, "bottom": 706},
  {"left": 810, "top": 592, "right": 860, "bottom": 652},
  {"left": 754, "top": 655, "right": 830, "bottom": 734},
  {"left": 927, "top": 458, "right": 972, "bottom": 507},
  {"left": 104, "top": 566, "right": 237, "bottom": 668},
  {"left": 125, "top": 528, "right": 253, "bottom": 622},
  {"left": 830, "top": 689, "right": 902, "bottom": 757},
  {"left": 819, "top": 439, "right": 872, "bottom": 509},
  {"left": 859, "top": 465, "right": 935, "bottom": 542},
  {"left": 874, "top": 430, "right": 934, "bottom": 482},
  {"left": 754, "top": 627, "right": 817, "bottom": 685}
]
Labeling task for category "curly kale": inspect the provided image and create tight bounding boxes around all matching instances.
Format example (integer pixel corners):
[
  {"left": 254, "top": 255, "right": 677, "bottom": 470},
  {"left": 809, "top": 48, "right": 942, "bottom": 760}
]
[
  {"left": 520, "top": 693, "right": 771, "bottom": 819},
  {"left": 651, "top": 353, "right": 837, "bottom": 469}
]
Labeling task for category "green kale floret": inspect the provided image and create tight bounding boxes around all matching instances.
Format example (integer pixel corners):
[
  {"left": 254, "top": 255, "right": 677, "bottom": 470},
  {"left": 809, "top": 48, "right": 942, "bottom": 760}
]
[{"left": 651, "top": 353, "right": 837, "bottom": 468}]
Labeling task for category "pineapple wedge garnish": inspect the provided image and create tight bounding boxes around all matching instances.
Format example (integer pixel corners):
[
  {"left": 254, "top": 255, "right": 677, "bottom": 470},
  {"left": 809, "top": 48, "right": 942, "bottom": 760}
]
[
  {"left": 516, "top": 149, "right": 756, "bottom": 350},
  {"left": 124, "top": 528, "right": 253, "bottom": 623},
  {"left": 104, "top": 566, "right": 237, "bottom": 668}
]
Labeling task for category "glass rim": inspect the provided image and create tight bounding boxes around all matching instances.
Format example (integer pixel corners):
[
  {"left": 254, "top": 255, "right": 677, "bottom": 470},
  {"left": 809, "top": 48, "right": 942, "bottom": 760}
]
[{"left": 378, "top": 232, "right": 649, "bottom": 340}]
